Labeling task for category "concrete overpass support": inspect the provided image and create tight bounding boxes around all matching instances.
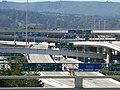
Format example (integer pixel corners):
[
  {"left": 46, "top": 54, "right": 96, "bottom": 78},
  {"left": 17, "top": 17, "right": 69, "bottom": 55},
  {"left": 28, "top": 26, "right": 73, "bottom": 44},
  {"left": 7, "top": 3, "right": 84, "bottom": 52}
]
[
  {"left": 89, "top": 47, "right": 97, "bottom": 53},
  {"left": 106, "top": 48, "right": 113, "bottom": 64},
  {"left": 113, "top": 50, "right": 117, "bottom": 55},
  {"left": 97, "top": 47, "right": 103, "bottom": 54}
]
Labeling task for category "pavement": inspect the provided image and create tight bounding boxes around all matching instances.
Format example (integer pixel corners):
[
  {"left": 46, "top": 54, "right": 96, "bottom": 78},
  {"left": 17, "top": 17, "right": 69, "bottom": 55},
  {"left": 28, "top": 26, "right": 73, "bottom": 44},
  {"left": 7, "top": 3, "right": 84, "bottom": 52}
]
[{"left": 28, "top": 42, "right": 120, "bottom": 88}]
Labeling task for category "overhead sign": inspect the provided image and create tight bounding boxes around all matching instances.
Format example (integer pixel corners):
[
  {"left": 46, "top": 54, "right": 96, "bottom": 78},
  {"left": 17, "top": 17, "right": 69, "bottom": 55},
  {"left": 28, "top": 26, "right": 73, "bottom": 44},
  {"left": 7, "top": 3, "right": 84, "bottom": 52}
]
[
  {"left": 55, "top": 42, "right": 73, "bottom": 48},
  {"left": 68, "top": 30, "right": 76, "bottom": 34},
  {"left": 64, "top": 35, "right": 75, "bottom": 39},
  {"left": 31, "top": 33, "right": 48, "bottom": 37},
  {"left": 68, "top": 30, "right": 92, "bottom": 34},
  {"left": 21, "top": 63, "right": 62, "bottom": 71},
  {"left": 109, "top": 64, "right": 120, "bottom": 71},
  {"left": 16, "top": 32, "right": 48, "bottom": 37},
  {"left": 23, "top": 32, "right": 31, "bottom": 36},
  {"left": 76, "top": 30, "right": 91, "bottom": 34},
  {"left": 79, "top": 63, "right": 102, "bottom": 71},
  {"left": 15, "top": 32, "right": 22, "bottom": 36}
]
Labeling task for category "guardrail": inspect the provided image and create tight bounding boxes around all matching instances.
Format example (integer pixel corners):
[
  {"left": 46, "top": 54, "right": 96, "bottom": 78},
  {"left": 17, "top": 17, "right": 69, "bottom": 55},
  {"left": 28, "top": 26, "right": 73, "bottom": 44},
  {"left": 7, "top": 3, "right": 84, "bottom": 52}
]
[{"left": 0, "top": 76, "right": 120, "bottom": 90}]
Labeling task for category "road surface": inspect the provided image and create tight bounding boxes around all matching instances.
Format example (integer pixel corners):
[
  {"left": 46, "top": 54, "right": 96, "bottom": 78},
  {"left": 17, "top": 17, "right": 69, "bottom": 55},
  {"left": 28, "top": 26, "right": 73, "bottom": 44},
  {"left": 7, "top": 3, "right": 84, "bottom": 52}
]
[{"left": 29, "top": 42, "right": 120, "bottom": 88}]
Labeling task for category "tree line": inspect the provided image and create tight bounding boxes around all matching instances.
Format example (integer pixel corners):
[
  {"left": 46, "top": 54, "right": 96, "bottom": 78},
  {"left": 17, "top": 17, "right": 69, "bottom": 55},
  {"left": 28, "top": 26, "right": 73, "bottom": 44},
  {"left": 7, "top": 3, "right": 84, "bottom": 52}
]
[
  {"left": 0, "top": 55, "right": 44, "bottom": 87},
  {"left": 0, "top": 9, "right": 120, "bottom": 30}
]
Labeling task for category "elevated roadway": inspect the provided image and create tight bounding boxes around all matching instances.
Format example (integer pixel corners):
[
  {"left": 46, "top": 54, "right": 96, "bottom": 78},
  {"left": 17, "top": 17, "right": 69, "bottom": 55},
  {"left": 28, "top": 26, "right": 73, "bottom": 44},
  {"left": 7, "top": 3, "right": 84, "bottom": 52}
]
[
  {"left": 0, "top": 40, "right": 35, "bottom": 46},
  {"left": 0, "top": 35, "right": 116, "bottom": 43},
  {"left": 2, "top": 41, "right": 120, "bottom": 59},
  {"left": 0, "top": 29, "right": 120, "bottom": 34},
  {"left": 2, "top": 37, "right": 120, "bottom": 52},
  {"left": 50, "top": 41, "right": 120, "bottom": 53},
  {"left": 92, "top": 30, "right": 120, "bottom": 34},
  {"left": 29, "top": 42, "right": 80, "bottom": 87},
  {"left": 0, "top": 41, "right": 119, "bottom": 88},
  {"left": 0, "top": 47, "right": 105, "bottom": 59},
  {"left": 29, "top": 42, "right": 120, "bottom": 88},
  {"left": 0, "top": 35, "right": 79, "bottom": 42},
  {"left": 73, "top": 41, "right": 120, "bottom": 52},
  {"left": 2, "top": 40, "right": 120, "bottom": 59},
  {"left": 0, "top": 29, "right": 68, "bottom": 34},
  {"left": 1, "top": 29, "right": 120, "bottom": 34},
  {"left": 29, "top": 42, "right": 54, "bottom": 63}
]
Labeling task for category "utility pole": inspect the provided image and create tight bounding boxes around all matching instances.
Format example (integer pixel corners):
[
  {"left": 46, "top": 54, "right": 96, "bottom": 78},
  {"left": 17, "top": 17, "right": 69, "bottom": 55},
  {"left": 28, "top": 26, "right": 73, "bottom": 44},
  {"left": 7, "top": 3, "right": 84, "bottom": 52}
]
[
  {"left": 104, "top": 20, "right": 106, "bottom": 30},
  {"left": 98, "top": 20, "right": 101, "bottom": 30},
  {"left": 26, "top": 0, "right": 28, "bottom": 47},
  {"left": 118, "top": 19, "right": 120, "bottom": 30},
  {"left": 93, "top": 18, "right": 96, "bottom": 30}
]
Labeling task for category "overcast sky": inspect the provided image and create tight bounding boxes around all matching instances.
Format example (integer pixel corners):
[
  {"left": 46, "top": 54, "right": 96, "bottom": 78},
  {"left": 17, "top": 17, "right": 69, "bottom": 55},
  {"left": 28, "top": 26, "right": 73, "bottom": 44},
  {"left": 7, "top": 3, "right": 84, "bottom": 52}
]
[{"left": 0, "top": 0, "right": 120, "bottom": 2}]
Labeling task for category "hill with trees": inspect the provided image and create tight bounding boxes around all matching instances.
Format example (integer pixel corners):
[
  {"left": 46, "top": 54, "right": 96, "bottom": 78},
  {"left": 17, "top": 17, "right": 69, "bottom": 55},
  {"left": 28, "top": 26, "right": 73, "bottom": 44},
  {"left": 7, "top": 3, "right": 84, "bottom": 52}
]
[
  {"left": 0, "top": 8, "right": 120, "bottom": 30},
  {"left": 0, "top": 1, "right": 120, "bottom": 16}
]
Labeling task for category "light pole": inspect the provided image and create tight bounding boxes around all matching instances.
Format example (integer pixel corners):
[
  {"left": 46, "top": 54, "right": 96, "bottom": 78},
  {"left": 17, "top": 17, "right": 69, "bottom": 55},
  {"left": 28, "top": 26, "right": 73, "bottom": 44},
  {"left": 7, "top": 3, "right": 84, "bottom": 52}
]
[
  {"left": 26, "top": 0, "right": 28, "bottom": 47},
  {"left": 93, "top": 18, "right": 96, "bottom": 30},
  {"left": 104, "top": 20, "right": 106, "bottom": 30},
  {"left": 98, "top": 20, "right": 101, "bottom": 30}
]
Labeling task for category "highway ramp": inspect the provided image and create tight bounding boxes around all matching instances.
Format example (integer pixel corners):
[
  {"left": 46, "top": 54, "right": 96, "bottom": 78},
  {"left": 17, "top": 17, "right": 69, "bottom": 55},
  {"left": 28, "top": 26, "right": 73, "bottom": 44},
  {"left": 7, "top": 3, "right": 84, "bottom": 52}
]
[
  {"left": 29, "top": 42, "right": 54, "bottom": 63},
  {"left": 76, "top": 72, "right": 120, "bottom": 88},
  {"left": 29, "top": 42, "right": 74, "bottom": 88},
  {"left": 28, "top": 42, "right": 120, "bottom": 88},
  {"left": 73, "top": 41, "right": 120, "bottom": 52}
]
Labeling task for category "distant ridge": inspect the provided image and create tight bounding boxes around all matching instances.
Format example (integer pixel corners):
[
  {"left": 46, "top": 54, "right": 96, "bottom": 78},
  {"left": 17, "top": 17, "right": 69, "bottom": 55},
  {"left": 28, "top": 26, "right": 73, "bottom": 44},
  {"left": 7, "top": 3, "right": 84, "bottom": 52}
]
[{"left": 0, "top": 1, "right": 120, "bottom": 16}]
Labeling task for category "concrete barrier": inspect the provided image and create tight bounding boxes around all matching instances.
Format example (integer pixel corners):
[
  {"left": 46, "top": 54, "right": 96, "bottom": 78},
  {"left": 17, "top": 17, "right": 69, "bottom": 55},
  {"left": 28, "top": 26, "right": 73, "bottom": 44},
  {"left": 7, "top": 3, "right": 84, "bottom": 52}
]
[{"left": 0, "top": 76, "right": 120, "bottom": 90}]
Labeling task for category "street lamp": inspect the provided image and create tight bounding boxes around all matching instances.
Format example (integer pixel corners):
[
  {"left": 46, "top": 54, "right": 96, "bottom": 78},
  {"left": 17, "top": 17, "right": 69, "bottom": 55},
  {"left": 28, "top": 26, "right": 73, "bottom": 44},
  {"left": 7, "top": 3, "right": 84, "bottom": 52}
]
[
  {"left": 98, "top": 20, "right": 101, "bottom": 30},
  {"left": 93, "top": 18, "right": 96, "bottom": 30},
  {"left": 26, "top": 0, "right": 28, "bottom": 47},
  {"left": 104, "top": 20, "right": 106, "bottom": 30}
]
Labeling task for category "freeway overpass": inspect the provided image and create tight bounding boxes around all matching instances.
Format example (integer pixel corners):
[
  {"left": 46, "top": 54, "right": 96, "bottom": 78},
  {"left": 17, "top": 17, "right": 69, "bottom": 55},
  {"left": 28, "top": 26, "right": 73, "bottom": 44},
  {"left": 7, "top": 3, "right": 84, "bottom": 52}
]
[
  {"left": 0, "top": 41, "right": 120, "bottom": 88},
  {"left": 1, "top": 40, "right": 120, "bottom": 60},
  {"left": 0, "top": 34, "right": 117, "bottom": 43},
  {"left": 1, "top": 40, "right": 120, "bottom": 62},
  {"left": 0, "top": 29, "right": 120, "bottom": 34},
  {"left": 0, "top": 29, "right": 119, "bottom": 43},
  {"left": 28, "top": 42, "right": 120, "bottom": 88},
  {"left": 50, "top": 41, "right": 120, "bottom": 63},
  {"left": 73, "top": 41, "right": 120, "bottom": 52},
  {"left": 49, "top": 41, "right": 120, "bottom": 52},
  {"left": 0, "top": 47, "right": 105, "bottom": 59}
]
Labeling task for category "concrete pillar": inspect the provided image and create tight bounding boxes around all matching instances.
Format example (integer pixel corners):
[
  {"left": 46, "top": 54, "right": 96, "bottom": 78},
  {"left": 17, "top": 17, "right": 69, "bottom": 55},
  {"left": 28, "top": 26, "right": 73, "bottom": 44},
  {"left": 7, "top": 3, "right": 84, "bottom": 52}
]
[
  {"left": 76, "top": 47, "right": 79, "bottom": 60},
  {"left": 82, "top": 46, "right": 85, "bottom": 52},
  {"left": 75, "top": 77, "right": 83, "bottom": 89},
  {"left": 89, "top": 47, "right": 97, "bottom": 53},
  {"left": 112, "top": 50, "right": 118, "bottom": 55},
  {"left": 106, "top": 48, "right": 113, "bottom": 64},
  {"left": 97, "top": 47, "right": 103, "bottom": 54},
  {"left": 14, "top": 32, "right": 16, "bottom": 45},
  {"left": 83, "top": 46, "right": 86, "bottom": 62},
  {"left": 103, "top": 48, "right": 106, "bottom": 54},
  {"left": 34, "top": 37, "right": 36, "bottom": 42}
]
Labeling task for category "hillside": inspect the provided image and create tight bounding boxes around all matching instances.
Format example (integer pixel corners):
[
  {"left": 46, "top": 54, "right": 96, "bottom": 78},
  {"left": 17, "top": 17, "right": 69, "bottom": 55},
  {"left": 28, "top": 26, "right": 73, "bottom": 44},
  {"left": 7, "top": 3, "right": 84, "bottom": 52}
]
[
  {"left": 0, "top": 8, "right": 120, "bottom": 30},
  {"left": 0, "top": 1, "right": 120, "bottom": 16}
]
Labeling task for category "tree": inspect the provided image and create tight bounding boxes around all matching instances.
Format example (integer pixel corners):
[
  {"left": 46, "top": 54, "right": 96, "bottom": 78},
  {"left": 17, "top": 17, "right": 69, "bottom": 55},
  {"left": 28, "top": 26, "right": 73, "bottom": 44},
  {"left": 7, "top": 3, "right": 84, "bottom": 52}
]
[{"left": 0, "top": 56, "right": 43, "bottom": 87}]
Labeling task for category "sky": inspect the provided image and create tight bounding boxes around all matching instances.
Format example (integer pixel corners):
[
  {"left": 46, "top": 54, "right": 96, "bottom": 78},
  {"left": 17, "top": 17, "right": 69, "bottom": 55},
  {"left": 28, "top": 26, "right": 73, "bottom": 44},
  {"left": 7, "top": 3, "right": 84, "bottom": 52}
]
[{"left": 0, "top": 0, "right": 120, "bottom": 2}]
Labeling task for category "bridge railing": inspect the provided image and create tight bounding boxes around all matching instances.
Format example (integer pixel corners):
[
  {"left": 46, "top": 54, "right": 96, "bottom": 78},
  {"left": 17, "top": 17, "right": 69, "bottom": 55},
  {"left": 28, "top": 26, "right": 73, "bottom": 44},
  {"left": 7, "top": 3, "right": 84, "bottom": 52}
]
[{"left": 0, "top": 76, "right": 120, "bottom": 90}]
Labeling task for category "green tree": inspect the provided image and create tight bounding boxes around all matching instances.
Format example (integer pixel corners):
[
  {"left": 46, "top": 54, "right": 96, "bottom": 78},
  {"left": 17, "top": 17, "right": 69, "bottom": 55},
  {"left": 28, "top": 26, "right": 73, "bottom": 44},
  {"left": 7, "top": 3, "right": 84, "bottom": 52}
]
[{"left": 0, "top": 56, "right": 42, "bottom": 87}]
